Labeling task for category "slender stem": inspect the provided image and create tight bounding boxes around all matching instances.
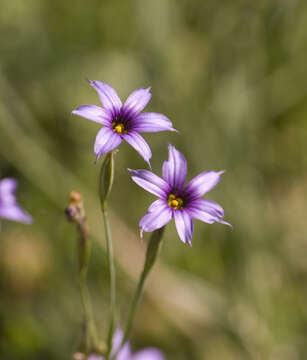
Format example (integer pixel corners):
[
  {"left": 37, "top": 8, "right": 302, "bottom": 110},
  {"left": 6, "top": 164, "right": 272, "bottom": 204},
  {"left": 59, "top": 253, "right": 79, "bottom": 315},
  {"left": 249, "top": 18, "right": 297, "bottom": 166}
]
[
  {"left": 65, "top": 191, "right": 101, "bottom": 354},
  {"left": 101, "top": 201, "right": 116, "bottom": 358},
  {"left": 117, "top": 228, "right": 165, "bottom": 355}
]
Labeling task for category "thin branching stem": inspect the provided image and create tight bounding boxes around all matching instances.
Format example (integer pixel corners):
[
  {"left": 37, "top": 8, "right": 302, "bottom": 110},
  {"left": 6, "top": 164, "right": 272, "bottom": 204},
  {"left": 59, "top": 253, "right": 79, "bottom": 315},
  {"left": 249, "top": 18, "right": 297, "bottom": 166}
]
[
  {"left": 101, "top": 201, "right": 116, "bottom": 359},
  {"left": 114, "top": 228, "right": 164, "bottom": 358}
]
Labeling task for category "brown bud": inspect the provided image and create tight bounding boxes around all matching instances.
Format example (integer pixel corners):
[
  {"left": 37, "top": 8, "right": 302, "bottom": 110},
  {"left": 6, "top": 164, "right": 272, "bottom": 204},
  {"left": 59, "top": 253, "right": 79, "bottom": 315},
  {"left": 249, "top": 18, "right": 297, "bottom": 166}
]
[{"left": 69, "top": 191, "right": 82, "bottom": 206}]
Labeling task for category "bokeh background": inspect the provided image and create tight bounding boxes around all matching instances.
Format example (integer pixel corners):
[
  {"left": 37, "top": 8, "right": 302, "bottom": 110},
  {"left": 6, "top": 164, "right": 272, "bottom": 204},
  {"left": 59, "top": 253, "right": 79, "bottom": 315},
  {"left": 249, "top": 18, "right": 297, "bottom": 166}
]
[{"left": 1, "top": 0, "right": 307, "bottom": 359}]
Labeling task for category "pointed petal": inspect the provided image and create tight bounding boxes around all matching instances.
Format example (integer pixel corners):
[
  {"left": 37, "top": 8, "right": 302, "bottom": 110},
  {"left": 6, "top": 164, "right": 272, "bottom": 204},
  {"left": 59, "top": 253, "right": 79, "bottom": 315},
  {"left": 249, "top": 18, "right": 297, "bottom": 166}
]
[
  {"left": 72, "top": 105, "right": 111, "bottom": 125},
  {"left": 185, "top": 170, "right": 225, "bottom": 200},
  {"left": 0, "top": 178, "right": 17, "bottom": 204},
  {"left": 162, "top": 144, "right": 187, "bottom": 189},
  {"left": 124, "top": 131, "right": 152, "bottom": 167},
  {"left": 123, "top": 87, "right": 151, "bottom": 117},
  {"left": 128, "top": 169, "right": 169, "bottom": 198},
  {"left": 174, "top": 210, "right": 194, "bottom": 246},
  {"left": 117, "top": 343, "right": 132, "bottom": 360},
  {"left": 88, "top": 80, "right": 122, "bottom": 113},
  {"left": 139, "top": 201, "right": 172, "bottom": 235},
  {"left": 195, "top": 199, "right": 224, "bottom": 217},
  {"left": 148, "top": 199, "right": 166, "bottom": 213},
  {"left": 0, "top": 204, "right": 33, "bottom": 224},
  {"left": 94, "top": 127, "right": 122, "bottom": 161},
  {"left": 111, "top": 329, "right": 132, "bottom": 360},
  {"left": 133, "top": 349, "right": 165, "bottom": 360},
  {"left": 131, "top": 112, "right": 177, "bottom": 133},
  {"left": 110, "top": 328, "right": 124, "bottom": 356},
  {"left": 186, "top": 198, "right": 231, "bottom": 226},
  {"left": 0, "top": 179, "right": 32, "bottom": 224}
]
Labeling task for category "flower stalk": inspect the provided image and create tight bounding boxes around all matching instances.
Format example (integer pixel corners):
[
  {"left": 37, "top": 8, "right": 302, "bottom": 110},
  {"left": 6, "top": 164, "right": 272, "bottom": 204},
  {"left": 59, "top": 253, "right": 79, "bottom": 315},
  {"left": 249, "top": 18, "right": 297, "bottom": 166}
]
[
  {"left": 119, "top": 227, "right": 165, "bottom": 353},
  {"left": 99, "top": 152, "right": 116, "bottom": 358},
  {"left": 65, "top": 191, "right": 99, "bottom": 354}
]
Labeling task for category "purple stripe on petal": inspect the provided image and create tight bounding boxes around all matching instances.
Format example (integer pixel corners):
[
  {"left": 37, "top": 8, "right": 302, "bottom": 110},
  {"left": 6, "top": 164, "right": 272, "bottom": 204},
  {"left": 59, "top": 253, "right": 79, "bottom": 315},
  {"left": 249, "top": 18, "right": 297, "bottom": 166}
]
[
  {"left": 131, "top": 112, "right": 176, "bottom": 133},
  {"left": 186, "top": 198, "right": 231, "bottom": 226},
  {"left": 133, "top": 349, "right": 165, "bottom": 360},
  {"left": 0, "top": 204, "right": 33, "bottom": 224},
  {"left": 88, "top": 80, "right": 122, "bottom": 113},
  {"left": 123, "top": 88, "right": 151, "bottom": 118},
  {"left": 162, "top": 144, "right": 187, "bottom": 190},
  {"left": 174, "top": 210, "right": 193, "bottom": 246},
  {"left": 139, "top": 202, "right": 172, "bottom": 236},
  {"left": 124, "top": 131, "right": 152, "bottom": 167},
  {"left": 72, "top": 105, "right": 111, "bottom": 126},
  {"left": 128, "top": 169, "right": 169, "bottom": 198},
  {"left": 185, "top": 170, "right": 225, "bottom": 200},
  {"left": 191, "top": 199, "right": 225, "bottom": 217},
  {"left": 94, "top": 127, "right": 122, "bottom": 161}
]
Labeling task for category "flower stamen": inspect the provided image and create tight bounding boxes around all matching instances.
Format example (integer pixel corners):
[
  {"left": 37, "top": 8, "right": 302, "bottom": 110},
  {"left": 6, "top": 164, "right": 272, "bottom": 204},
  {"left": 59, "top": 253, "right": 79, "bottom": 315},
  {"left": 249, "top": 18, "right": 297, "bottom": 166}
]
[
  {"left": 112, "top": 121, "right": 126, "bottom": 134},
  {"left": 167, "top": 193, "right": 184, "bottom": 210}
]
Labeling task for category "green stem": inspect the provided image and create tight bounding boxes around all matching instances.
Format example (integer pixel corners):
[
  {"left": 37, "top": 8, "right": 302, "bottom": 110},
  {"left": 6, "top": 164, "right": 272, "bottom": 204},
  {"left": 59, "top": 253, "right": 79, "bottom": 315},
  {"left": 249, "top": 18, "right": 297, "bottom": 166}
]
[
  {"left": 119, "top": 227, "right": 165, "bottom": 353},
  {"left": 66, "top": 191, "right": 102, "bottom": 355},
  {"left": 101, "top": 201, "right": 116, "bottom": 358}
]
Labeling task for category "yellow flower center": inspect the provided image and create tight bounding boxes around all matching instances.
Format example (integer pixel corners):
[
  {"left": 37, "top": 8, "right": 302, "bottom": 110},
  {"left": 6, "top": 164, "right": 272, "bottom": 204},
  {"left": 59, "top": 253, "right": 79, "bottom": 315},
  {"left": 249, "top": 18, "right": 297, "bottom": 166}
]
[
  {"left": 112, "top": 121, "right": 126, "bottom": 134},
  {"left": 167, "top": 193, "right": 184, "bottom": 210}
]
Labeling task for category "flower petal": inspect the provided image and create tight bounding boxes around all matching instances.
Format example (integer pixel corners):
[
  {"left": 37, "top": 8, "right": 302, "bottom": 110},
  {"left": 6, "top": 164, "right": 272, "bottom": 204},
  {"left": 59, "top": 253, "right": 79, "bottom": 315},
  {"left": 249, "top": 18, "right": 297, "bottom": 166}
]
[
  {"left": 128, "top": 169, "right": 169, "bottom": 198},
  {"left": 94, "top": 127, "right": 122, "bottom": 161},
  {"left": 195, "top": 199, "right": 224, "bottom": 217},
  {"left": 110, "top": 328, "right": 124, "bottom": 356},
  {"left": 0, "top": 179, "right": 32, "bottom": 224},
  {"left": 185, "top": 170, "right": 225, "bottom": 200},
  {"left": 174, "top": 210, "right": 194, "bottom": 246},
  {"left": 111, "top": 329, "right": 132, "bottom": 360},
  {"left": 88, "top": 355, "right": 104, "bottom": 360},
  {"left": 162, "top": 144, "right": 187, "bottom": 190},
  {"left": 139, "top": 201, "right": 172, "bottom": 236},
  {"left": 117, "top": 343, "right": 132, "bottom": 360},
  {"left": 0, "top": 178, "right": 17, "bottom": 204},
  {"left": 133, "top": 348, "right": 165, "bottom": 360},
  {"left": 72, "top": 105, "right": 111, "bottom": 125},
  {"left": 123, "top": 87, "right": 151, "bottom": 118},
  {"left": 186, "top": 198, "right": 231, "bottom": 226},
  {"left": 124, "top": 131, "right": 152, "bottom": 167},
  {"left": 131, "top": 112, "right": 176, "bottom": 133},
  {"left": 148, "top": 199, "right": 166, "bottom": 213},
  {"left": 88, "top": 80, "right": 122, "bottom": 113},
  {"left": 0, "top": 204, "right": 32, "bottom": 224}
]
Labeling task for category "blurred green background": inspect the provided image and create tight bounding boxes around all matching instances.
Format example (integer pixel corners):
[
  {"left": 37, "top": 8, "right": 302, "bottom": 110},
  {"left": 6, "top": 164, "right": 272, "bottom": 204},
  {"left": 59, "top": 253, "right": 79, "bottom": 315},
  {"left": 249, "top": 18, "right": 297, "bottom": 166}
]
[{"left": 1, "top": 0, "right": 307, "bottom": 359}]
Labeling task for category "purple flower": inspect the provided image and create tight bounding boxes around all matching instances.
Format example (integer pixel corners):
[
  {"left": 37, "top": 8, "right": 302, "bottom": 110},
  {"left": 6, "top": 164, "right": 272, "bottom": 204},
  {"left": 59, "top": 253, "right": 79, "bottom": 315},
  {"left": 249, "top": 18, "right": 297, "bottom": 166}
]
[
  {"left": 128, "top": 144, "right": 231, "bottom": 246},
  {"left": 72, "top": 81, "right": 176, "bottom": 166},
  {"left": 89, "top": 329, "right": 164, "bottom": 360},
  {"left": 0, "top": 178, "right": 32, "bottom": 224}
]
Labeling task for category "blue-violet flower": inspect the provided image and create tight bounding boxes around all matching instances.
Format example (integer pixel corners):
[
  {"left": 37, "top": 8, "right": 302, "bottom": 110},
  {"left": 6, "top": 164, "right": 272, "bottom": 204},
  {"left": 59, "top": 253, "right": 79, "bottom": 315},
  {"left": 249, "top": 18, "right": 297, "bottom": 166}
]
[
  {"left": 0, "top": 178, "right": 32, "bottom": 224},
  {"left": 88, "top": 328, "right": 164, "bottom": 360},
  {"left": 129, "top": 144, "right": 231, "bottom": 246},
  {"left": 72, "top": 81, "right": 176, "bottom": 166}
]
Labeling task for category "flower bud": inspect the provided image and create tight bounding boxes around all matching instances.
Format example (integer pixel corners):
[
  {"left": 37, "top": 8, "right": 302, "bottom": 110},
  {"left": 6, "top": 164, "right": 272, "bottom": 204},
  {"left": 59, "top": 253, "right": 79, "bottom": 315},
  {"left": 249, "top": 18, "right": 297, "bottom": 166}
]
[{"left": 99, "top": 151, "right": 115, "bottom": 204}]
